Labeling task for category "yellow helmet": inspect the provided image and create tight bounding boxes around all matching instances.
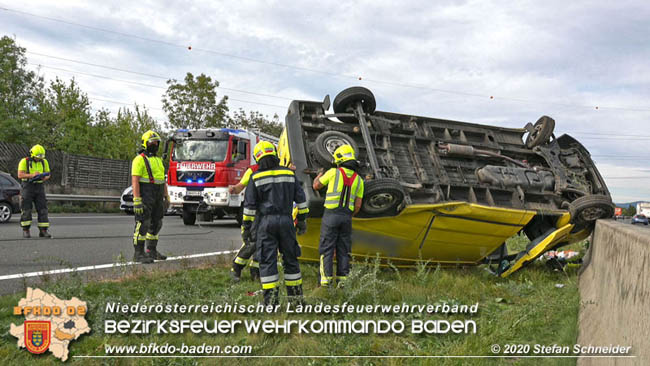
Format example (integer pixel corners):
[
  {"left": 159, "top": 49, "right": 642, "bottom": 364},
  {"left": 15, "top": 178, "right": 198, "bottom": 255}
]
[
  {"left": 30, "top": 144, "right": 46, "bottom": 159},
  {"left": 253, "top": 141, "right": 277, "bottom": 162},
  {"left": 141, "top": 130, "right": 161, "bottom": 149},
  {"left": 333, "top": 144, "right": 355, "bottom": 164}
]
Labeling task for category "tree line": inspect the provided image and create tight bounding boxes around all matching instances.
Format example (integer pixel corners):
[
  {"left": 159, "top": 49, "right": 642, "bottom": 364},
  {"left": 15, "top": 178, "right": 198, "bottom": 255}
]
[{"left": 0, "top": 36, "right": 283, "bottom": 161}]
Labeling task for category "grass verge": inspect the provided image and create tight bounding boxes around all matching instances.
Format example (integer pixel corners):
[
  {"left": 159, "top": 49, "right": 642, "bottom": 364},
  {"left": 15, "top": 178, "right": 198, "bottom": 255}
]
[{"left": 0, "top": 236, "right": 586, "bottom": 366}]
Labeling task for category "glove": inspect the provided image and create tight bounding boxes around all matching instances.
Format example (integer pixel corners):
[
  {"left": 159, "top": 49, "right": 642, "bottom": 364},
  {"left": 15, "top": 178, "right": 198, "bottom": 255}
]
[
  {"left": 296, "top": 220, "right": 307, "bottom": 235},
  {"left": 241, "top": 226, "right": 252, "bottom": 243},
  {"left": 133, "top": 197, "right": 144, "bottom": 215}
]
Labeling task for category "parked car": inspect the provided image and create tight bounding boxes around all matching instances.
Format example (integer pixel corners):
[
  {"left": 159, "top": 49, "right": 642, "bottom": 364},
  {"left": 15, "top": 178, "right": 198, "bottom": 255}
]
[
  {"left": 120, "top": 186, "right": 178, "bottom": 216},
  {"left": 278, "top": 86, "right": 614, "bottom": 277},
  {"left": 0, "top": 171, "right": 21, "bottom": 223},
  {"left": 631, "top": 214, "right": 648, "bottom": 225}
]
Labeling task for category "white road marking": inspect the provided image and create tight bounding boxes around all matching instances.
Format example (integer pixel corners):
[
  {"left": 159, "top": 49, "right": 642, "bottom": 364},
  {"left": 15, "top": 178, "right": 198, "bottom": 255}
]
[{"left": 0, "top": 250, "right": 237, "bottom": 281}]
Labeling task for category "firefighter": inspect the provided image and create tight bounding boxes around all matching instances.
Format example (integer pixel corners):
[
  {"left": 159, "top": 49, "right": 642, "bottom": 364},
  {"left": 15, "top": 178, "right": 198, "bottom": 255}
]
[
  {"left": 131, "top": 130, "right": 169, "bottom": 264},
  {"left": 228, "top": 166, "right": 260, "bottom": 282},
  {"left": 242, "top": 141, "right": 309, "bottom": 305},
  {"left": 312, "top": 144, "right": 364, "bottom": 287},
  {"left": 17, "top": 144, "right": 52, "bottom": 238}
]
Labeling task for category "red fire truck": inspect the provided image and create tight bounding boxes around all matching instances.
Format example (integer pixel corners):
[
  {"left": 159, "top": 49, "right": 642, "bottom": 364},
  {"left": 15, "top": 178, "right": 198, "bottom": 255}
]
[{"left": 164, "top": 128, "right": 278, "bottom": 225}]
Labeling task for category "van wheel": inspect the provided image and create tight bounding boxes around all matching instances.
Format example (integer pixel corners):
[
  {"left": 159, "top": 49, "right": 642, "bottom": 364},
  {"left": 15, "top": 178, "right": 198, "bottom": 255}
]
[
  {"left": 333, "top": 86, "right": 376, "bottom": 123},
  {"left": 569, "top": 195, "right": 614, "bottom": 226},
  {"left": 182, "top": 210, "right": 197, "bottom": 225},
  {"left": 361, "top": 178, "right": 405, "bottom": 217},
  {"left": 313, "top": 131, "right": 359, "bottom": 167},
  {"left": 525, "top": 116, "right": 555, "bottom": 148}
]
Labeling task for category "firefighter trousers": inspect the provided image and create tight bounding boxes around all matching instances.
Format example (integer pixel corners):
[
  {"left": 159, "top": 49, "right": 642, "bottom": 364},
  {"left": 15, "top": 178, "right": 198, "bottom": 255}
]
[
  {"left": 318, "top": 209, "right": 353, "bottom": 285},
  {"left": 133, "top": 184, "right": 164, "bottom": 247},
  {"left": 20, "top": 183, "right": 49, "bottom": 230},
  {"left": 234, "top": 220, "right": 259, "bottom": 268},
  {"left": 255, "top": 214, "right": 302, "bottom": 290}
]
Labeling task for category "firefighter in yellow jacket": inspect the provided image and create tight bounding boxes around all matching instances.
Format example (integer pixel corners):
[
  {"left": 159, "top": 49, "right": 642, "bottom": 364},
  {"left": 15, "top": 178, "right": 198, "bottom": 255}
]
[
  {"left": 312, "top": 144, "right": 364, "bottom": 287},
  {"left": 17, "top": 145, "right": 52, "bottom": 238},
  {"left": 131, "top": 131, "right": 169, "bottom": 263}
]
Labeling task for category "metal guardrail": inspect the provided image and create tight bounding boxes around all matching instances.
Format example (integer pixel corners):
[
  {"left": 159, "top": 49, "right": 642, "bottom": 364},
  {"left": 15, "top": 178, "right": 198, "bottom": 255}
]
[{"left": 47, "top": 194, "right": 121, "bottom": 202}]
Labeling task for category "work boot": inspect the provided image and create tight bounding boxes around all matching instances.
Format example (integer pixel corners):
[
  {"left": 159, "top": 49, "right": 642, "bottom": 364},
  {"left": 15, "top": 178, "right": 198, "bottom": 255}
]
[
  {"left": 145, "top": 240, "right": 167, "bottom": 260},
  {"left": 263, "top": 287, "right": 279, "bottom": 306},
  {"left": 133, "top": 241, "right": 154, "bottom": 264},
  {"left": 249, "top": 267, "right": 260, "bottom": 282},
  {"left": 38, "top": 228, "right": 51, "bottom": 238},
  {"left": 287, "top": 285, "right": 305, "bottom": 306},
  {"left": 231, "top": 263, "right": 244, "bottom": 283},
  {"left": 23, "top": 229, "right": 31, "bottom": 238}
]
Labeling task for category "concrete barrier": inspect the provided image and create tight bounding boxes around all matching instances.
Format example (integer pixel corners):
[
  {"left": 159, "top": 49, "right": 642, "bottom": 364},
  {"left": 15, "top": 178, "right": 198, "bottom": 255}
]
[{"left": 578, "top": 220, "right": 650, "bottom": 365}]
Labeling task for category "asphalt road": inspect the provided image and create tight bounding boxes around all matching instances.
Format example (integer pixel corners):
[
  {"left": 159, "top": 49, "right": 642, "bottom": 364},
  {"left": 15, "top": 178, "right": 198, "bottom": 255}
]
[{"left": 0, "top": 213, "right": 242, "bottom": 293}]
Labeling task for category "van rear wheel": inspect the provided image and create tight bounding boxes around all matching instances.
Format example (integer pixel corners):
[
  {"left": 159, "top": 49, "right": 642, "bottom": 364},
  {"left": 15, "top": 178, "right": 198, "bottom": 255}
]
[
  {"left": 361, "top": 178, "right": 405, "bottom": 217},
  {"left": 333, "top": 87, "right": 376, "bottom": 123}
]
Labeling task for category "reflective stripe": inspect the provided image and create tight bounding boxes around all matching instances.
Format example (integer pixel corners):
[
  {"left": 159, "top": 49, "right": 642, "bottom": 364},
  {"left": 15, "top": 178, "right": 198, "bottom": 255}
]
[
  {"left": 254, "top": 169, "right": 295, "bottom": 179},
  {"left": 234, "top": 257, "right": 249, "bottom": 265},
  {"left": 133, "top": 222, "right": 142, "bottom": 245},
  {"left": 37, "top": 222, "right": 50, "bottom": 228},
  {"left": 297, "top": 208, "right": 309, "bottom": 214},
  {"left": 319, "top": 255, "right": 326, "bottom": 283},
  {"left": 297, "top": 202, "right": 308, "bottom": 209},
  {"left": 243, "top": 215, "right": 255, "bottom": 222},
  {"left": 254, "top": 176, "right": 295, "bottom": 187},
  {"left": 262, "top": 281, "right": 279, "bottom": 289},
  {"left": 243, "top": 208, "right": 256, "bottom": 216},
  {"left": 138, "top": 178, "right": 165, "bottom": 184},
  {"left": 321, "top": 276, "right": 333, "bottom": 285},
  {"left": 249, "top": 260, "right": 259, "bottom": 268},
  {"left": 285, "top": 279, "right": 303, "bottom": 286},
  {"left": 145, "top": 233, "right": 158, "bottom": 240},
  {"left": 284, "top": 272, "right": 302, "bottom": 280},
  {"left": 337, "top": 276, "right": 347, "bottom": 281},
  {"left": 261, "top": 274, "right": 279, "bottom": 283},
  {"left": 20, "top": 221, "right": 32, "bottom": 227}
]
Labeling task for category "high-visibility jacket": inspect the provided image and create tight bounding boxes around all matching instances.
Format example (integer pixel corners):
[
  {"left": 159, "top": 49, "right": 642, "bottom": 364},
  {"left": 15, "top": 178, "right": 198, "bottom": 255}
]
[
  {"left": 319, "top": 167, "right": 364, "bottom": 212},
  {"left": 238, "top": 165, "right": 259, "bottom": 187},
  {"left": 18, "top": 157, "right": 50, "bottom": 183},
  {"left": 131, "top": 153, "right": 165, "bottom": 184}
]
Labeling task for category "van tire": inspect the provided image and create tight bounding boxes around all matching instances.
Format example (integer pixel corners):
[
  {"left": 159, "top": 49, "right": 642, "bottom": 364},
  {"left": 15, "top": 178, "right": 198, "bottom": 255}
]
[
  {"left": 313, "top": 131, "right": 359, "bottom": 168},
  {"left": 333, "top": 86, "right": 376, "bottom": 123},
  {"left": 361, "top": 178, "right": 405, "bottom": 217},
  {"left": 525, "top": 116, "right": 555, "bottom": 148},
  {"left": 569, "top": 195, "right": 614, "bottom": 225}
]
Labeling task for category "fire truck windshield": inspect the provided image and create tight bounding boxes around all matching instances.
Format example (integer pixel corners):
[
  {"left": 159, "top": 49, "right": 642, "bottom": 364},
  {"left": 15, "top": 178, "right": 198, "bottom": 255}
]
[{"left": 172, "top": 139, "right": 229, "bottom": 162}]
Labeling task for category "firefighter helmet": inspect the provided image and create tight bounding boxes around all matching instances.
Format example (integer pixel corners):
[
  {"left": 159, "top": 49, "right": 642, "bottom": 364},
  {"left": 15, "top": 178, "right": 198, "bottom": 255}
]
[
  {"left": 333, "top": 144, "right": 355, "bottom": 164},
  {"left": 141, "top": 130, "right": 161, "bottom": 149},
  {"left": 253, "top": 141, "right": 277, "bottom": 162},
  {"left": 30, "top": 144, "right": 46, "bottom": 159}
]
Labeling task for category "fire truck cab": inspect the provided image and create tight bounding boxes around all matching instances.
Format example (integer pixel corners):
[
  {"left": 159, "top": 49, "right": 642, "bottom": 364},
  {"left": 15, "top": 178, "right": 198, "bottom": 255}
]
[{"left": 164, "top": 128, "right": 277, "bottom": 225}]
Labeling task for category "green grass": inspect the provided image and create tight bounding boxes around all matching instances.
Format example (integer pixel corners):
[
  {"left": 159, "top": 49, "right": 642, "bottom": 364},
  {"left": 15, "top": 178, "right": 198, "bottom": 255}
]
[{"left": 0, "top": 236, "right": 586, "bottom": 366}]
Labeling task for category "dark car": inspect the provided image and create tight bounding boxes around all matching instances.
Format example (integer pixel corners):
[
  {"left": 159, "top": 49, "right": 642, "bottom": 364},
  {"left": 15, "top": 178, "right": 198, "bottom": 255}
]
[
  {"left": 631, "top": 214, "right": 648, "bottom": 225},
  {"left": 0, "top": 171, "right": 21, "bottom": 223}
]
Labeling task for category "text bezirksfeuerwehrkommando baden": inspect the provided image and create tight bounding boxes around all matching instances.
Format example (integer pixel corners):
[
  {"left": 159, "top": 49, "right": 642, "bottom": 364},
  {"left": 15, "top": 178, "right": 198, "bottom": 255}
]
[{"left": 105, "top": 302, "right": 479, "bottom": 315}]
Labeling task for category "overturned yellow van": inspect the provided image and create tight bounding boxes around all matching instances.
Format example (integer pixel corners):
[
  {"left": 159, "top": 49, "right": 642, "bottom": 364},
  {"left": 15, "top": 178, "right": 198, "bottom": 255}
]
[{"left": 279, "top": 87, "right": 613, "bottom": 277}]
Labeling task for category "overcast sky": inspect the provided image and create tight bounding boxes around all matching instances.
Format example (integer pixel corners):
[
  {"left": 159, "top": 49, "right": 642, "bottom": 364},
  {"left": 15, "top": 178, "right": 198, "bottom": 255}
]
[{"left": 1, "top": 0, "right": 649, "bottom": 202}]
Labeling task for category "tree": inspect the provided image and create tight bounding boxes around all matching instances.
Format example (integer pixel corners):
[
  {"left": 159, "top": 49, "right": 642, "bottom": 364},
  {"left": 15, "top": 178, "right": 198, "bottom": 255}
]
[
  {"left": 0, "top": 36, "right": 45, "bottom": 145},
  {"left": 228, "top": 108, "right": 284, "bottom": 137},
  {"left": 162, "top": 72, "right": 229, "bottom": 130}
]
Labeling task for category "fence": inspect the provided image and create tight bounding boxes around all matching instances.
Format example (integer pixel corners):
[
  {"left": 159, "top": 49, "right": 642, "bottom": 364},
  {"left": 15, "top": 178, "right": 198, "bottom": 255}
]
[{"left": 0, "top": 141, "right": 130, "bottom": 192}]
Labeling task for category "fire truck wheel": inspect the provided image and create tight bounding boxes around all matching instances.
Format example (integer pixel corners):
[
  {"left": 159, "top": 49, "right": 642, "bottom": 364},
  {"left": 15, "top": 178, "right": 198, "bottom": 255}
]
[
  {"left": 312, "top": 131, "right": 359, "bottom": 168},
  {"left": 360, "top": 178, "right": 405, "bottom": 217},
  {"left": 333, "top": 86, "right": 376, "bottom": 123},
  {"left": 182, "top": 210, "right": 197, "bottom": 225}
]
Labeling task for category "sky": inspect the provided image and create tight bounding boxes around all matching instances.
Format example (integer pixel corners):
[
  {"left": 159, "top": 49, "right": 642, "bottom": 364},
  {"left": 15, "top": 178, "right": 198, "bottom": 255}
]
[{"left": 1, "top": 0, "right": 649, "bottom": 202}]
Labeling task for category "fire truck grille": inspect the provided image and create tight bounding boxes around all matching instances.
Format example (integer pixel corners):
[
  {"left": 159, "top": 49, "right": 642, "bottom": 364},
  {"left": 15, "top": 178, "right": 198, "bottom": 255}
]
[{"left": 176, "top": 171, "right": 215, "bottom": 183}]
